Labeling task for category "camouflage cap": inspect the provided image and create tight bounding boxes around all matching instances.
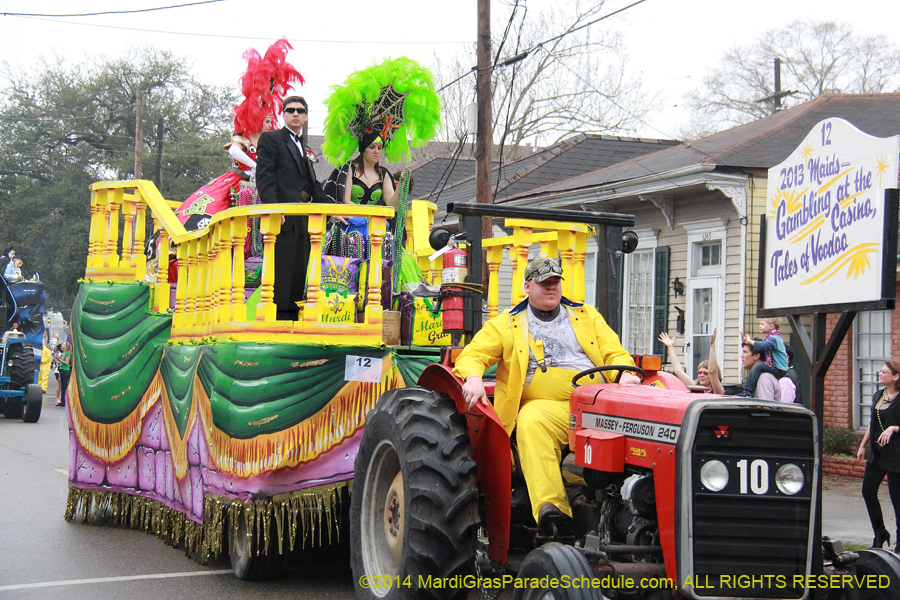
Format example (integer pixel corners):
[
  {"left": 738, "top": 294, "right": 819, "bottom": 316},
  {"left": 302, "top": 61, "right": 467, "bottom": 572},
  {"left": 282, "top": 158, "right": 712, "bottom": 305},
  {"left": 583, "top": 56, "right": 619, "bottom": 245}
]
[{"left": 524, "top": 257, "right": 564, "bottom": 283}]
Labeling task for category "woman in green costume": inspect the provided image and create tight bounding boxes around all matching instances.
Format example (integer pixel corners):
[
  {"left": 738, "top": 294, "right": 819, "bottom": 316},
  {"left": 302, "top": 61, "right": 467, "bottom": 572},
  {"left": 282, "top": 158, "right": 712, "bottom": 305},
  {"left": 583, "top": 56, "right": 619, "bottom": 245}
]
[{"left": 342, "top": 131, "right": 401, "bottom": 208}]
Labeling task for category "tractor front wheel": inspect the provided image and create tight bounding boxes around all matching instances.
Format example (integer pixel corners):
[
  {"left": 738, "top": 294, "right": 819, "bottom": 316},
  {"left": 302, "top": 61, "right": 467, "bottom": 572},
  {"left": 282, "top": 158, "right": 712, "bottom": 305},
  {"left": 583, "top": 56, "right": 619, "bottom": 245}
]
[
  {"left": 350, "top": 388, "right": 479, "bottom": 600},
  {"left": 22, "top": 384, "right": 42, "bottom": 423},
  {"left": 514, "top": 543, "right": 603, "bottom": 600}
]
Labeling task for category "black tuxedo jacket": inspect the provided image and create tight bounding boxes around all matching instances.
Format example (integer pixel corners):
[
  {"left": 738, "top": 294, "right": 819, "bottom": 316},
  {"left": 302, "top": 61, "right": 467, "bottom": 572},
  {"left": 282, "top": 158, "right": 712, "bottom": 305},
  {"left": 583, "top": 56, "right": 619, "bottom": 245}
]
[{"left": 256, "top": 127, "right": 326, "bottom": 231}]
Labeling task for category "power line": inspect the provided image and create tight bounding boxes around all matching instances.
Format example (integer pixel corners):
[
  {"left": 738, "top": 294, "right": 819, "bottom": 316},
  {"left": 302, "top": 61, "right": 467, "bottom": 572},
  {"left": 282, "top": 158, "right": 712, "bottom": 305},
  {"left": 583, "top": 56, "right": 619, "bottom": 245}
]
[
  {"left": 13, "top": 15, "right": 471, "bottom": 44},
  {"left": 438, "top": 0, "right": 648, "bottom": 93},
  {"left": 1, "top": 0, "right": 225, "bottom": 18}
]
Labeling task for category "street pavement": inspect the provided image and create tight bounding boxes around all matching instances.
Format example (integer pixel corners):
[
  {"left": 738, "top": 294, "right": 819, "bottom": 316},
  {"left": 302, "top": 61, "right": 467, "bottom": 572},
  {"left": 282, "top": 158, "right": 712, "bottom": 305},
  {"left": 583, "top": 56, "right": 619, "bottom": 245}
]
[{"left": 1, "top": 379, "right": 896, "bottom": 599}]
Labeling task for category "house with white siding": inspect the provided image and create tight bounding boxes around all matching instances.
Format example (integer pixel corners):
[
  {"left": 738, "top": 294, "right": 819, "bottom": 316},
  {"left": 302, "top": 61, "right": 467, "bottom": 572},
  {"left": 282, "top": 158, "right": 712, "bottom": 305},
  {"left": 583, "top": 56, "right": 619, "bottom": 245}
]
[{"left": 496, "top": 93, "right": 900, "bottom": 429}]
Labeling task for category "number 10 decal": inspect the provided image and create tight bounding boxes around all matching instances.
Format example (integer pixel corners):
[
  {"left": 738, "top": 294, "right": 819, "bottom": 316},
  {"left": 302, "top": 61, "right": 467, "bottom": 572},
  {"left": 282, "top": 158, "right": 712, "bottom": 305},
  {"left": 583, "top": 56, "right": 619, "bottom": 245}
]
[{"left": 736, "top": 459, "right": 769, "bottom": 494}]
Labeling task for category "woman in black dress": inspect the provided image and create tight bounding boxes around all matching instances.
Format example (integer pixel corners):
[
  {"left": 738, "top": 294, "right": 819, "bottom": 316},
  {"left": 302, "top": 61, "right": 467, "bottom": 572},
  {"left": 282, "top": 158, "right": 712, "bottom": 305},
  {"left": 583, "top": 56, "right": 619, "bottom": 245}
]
[{"left": 857, "top": 359, "right": 900, "bottom": 550}]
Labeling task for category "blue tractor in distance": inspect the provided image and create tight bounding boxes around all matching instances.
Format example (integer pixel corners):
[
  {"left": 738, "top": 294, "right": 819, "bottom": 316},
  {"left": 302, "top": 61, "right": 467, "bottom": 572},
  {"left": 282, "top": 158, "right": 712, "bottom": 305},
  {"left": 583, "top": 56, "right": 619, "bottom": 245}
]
[{"left": 0, "top": 276, "right": 44, "bottom": 423}]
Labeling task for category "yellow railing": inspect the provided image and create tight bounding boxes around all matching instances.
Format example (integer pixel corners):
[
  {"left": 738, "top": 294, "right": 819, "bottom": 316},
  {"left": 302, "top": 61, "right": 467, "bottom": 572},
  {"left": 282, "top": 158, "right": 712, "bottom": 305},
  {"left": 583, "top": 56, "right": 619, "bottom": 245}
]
[
  {"left": 86, "top": 180, "right": 428, "bottom": 345},
  {"left": 85, "top": 180, "right": 592, "bottom": 341},
  {"left": 482, "top": 219, "right": 593, "bottom": 318}
]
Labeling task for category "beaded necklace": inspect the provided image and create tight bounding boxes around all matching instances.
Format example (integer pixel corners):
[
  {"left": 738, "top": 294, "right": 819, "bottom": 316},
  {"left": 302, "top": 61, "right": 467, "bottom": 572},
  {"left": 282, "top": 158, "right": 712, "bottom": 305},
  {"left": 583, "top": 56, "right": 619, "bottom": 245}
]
[{"left": 875, "top": 388, "right": 899, "bottom": 434}]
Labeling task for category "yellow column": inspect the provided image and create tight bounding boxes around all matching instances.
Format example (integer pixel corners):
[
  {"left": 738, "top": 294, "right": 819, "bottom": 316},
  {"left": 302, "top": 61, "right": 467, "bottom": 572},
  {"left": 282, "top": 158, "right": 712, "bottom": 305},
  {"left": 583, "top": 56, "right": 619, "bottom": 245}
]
[
  {"left": 197, "top": 237, "right": 210, "bottom": 329},
  {"left": 133, "top": 199, "right": 148, "bottom": 280},
  {"left": 303, "top": 213, "right": 327, "bottom": 324},
  {"left": 365, "top": 216, "right": 386, "bottom": 326},
  {"left": 153, "top": 215, "right": 171, "bottom": 313},
  {"left": 185, "top": 239, "right": 199, "bottom": 328},
  {"left": 486, "top": 245, "right": 504, "bottom": 318},
  {"left": 206, "top": 230, "right": 220, "bottom": 330},
  {"left": 105, "top": 188, "right": 123, "bottom": 269},
  {"left": 173, "top": 243, "right": 189, "bottom": 329},
  {"left": 218, "top": 219, "right": 234, "bottom": 327},
  {"left": 258, "top": 214, "right": 280, "bottom": 322},
  {"left": 231, "top": 217, "right": 248, "bottom": 323},
  {"left": 557, "top": 230, "right": 575, "bottom": 299},
  {"left": 511, "top": 226, "right": 533, "bottom": 305},
  {"left": 121, "top": 199, "right": 135, "bottom": 267},
  {"left": 573, "top": 230, "right": 588, "bottom": 303}
]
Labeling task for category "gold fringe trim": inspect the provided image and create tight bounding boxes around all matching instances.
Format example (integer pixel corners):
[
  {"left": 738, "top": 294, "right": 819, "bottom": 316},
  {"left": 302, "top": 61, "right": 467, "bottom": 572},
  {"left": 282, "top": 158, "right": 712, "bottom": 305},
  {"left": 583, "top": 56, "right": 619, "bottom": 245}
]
[
  {"left": 197, "top": 358, "right": 404, "bottom": 478},
  {"left": 158, "top": 358, "right": 200, "bottom": 481},
  {"left": 70, "top": 368, "right": 164, "bottom": 465},
  {"left": 65, "top": 482, "right": 348, "bottom": 564}
]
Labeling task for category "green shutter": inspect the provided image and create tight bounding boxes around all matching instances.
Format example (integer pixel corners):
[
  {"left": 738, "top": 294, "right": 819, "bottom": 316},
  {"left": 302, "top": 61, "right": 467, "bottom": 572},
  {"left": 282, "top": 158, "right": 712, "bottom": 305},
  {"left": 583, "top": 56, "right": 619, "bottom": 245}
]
[{"left": 652, "top": 246, "right": 669, "bottom": 360}]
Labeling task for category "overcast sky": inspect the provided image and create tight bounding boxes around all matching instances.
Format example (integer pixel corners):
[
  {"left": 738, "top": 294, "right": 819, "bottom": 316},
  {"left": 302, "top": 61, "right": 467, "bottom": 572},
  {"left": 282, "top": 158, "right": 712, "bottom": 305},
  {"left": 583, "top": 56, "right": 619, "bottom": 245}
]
[{"left": 1, "top": 0, "right": 899, "bottom": 143}]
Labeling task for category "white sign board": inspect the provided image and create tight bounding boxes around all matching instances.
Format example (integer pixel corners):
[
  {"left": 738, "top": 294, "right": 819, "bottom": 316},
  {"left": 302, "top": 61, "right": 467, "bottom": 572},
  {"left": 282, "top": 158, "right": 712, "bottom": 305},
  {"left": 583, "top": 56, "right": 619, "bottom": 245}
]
[{"left": 761, "top": 118, "right": 899, "bottom": 312}]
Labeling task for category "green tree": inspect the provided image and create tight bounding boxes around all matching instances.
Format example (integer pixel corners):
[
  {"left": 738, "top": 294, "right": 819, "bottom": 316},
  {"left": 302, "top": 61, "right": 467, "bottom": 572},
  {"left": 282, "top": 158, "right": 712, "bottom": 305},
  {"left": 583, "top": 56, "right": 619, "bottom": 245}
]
[{"left": 0, "top": 46, "right": 239, "bottom": 311}]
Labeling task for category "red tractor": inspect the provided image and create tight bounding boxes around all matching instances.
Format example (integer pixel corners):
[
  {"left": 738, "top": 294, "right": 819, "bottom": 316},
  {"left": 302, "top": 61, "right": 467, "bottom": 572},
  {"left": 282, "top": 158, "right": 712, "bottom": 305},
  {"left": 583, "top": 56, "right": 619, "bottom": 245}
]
[{"left": 348, "top": 204, "right": 900, "bottom": 600}]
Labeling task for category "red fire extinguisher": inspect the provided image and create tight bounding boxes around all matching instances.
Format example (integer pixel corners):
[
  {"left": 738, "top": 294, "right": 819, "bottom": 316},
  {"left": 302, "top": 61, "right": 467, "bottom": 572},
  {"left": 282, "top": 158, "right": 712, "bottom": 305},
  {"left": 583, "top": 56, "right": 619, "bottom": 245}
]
[{"left": 439, "top": 235, "right": 468, "bottom": 332}]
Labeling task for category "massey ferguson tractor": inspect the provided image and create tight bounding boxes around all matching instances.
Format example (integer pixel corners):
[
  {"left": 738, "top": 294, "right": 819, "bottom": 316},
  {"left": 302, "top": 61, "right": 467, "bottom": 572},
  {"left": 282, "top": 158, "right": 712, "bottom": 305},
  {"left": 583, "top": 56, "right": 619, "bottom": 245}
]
[{"left": 348, "top": 203, "right": 900, "bottom": 600}]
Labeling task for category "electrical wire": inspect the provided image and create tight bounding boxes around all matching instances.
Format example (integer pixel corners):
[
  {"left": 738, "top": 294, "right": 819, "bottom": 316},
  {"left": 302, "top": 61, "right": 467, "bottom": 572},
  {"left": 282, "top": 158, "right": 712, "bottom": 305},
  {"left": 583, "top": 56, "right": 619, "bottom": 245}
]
[
  {"left": 437, "top": 0, "right": 649, "bottom": 93},
  {"left": 12, "top": 15, "right": 470, "bottom": 45},
  {"left": 1, "top": 0, "right": 225, "bottom": 18}
]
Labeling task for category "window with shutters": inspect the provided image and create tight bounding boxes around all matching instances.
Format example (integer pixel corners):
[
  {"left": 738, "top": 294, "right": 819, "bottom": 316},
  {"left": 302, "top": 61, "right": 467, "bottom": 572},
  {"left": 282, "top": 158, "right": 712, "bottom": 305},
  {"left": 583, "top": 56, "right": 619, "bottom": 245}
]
[
  {"left": 625, "top": 249, "right": 655, "bottom": 355},
  {"left": 622, "top": 230, "right": 666, "bottom": 357}
]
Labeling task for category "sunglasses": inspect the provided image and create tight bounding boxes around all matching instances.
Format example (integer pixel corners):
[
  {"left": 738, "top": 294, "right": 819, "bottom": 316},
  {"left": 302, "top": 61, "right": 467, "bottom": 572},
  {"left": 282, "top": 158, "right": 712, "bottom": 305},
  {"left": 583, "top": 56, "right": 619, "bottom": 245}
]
[
  {"left": 284, "top": 107, "right": 307, "bottom": 114},
  {"left": 526, "top": 264, "right": 563, "bottom": 280}
]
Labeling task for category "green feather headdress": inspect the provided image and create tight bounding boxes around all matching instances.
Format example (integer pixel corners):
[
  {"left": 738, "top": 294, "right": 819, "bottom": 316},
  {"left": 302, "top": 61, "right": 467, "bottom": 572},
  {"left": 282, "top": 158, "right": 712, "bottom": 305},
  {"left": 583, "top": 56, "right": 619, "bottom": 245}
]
[{"left": 322, "top": 57, "right": 442, "bottom": 167}]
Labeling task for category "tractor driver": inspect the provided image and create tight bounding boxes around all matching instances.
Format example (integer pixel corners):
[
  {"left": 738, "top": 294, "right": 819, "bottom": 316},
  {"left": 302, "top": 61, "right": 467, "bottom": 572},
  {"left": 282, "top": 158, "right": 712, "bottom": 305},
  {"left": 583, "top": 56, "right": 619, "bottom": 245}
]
[{"left": 453, "top": 256, "right": 640, "bottom": 537}]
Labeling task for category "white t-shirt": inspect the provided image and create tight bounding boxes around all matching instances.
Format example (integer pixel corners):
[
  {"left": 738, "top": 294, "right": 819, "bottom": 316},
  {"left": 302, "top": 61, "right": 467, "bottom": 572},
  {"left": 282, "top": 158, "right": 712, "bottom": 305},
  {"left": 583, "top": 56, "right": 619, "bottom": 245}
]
[{"left": 525, "top": 305, "right": 594, "bottom": 385}]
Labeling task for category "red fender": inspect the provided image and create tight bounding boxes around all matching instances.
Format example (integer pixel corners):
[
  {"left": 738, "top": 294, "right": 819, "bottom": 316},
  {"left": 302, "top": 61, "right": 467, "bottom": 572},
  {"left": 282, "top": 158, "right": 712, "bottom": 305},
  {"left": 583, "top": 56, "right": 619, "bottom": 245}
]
[{"left": 417, "top": 364, "right": 511, "bottom": 566}]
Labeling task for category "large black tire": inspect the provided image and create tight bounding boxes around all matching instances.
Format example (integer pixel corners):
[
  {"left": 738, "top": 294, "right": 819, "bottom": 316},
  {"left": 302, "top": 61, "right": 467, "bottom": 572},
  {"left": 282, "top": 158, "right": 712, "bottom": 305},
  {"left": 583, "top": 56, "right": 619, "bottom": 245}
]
[
  {"left": 22, "top": 384, "right": 42, "bottom": 423},
  {"left": 8, "top": 343, "right": 35, "bottom": 390},
  {"left": 2, "top": 397, "right": 23, "bottom": 419},
  {"left": 228, "top": 507, "right": 284, "bottom": 581},
  {"left": 350, "top": 388, "right": 479, "bottom": 600},
  {"left": 513, "top": 543, "right": 603, "bottom": 600},
  {"left": 826, "top": 549, "right": 900, "bottom": 600}
]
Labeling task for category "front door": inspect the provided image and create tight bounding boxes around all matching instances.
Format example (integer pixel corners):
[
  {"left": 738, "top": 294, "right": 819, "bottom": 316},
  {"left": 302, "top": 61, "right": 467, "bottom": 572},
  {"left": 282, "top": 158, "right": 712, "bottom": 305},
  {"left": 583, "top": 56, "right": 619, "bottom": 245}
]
[{"left": 686, "top": 276, "right": 722, "bottom": 377}]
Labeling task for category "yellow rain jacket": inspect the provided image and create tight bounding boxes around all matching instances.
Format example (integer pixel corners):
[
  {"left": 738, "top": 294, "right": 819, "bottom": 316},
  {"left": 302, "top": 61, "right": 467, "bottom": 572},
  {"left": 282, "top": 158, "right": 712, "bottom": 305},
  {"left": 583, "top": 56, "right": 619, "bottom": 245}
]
[{"left": 453, "top": 298, "right": 634, "bottom": 435}]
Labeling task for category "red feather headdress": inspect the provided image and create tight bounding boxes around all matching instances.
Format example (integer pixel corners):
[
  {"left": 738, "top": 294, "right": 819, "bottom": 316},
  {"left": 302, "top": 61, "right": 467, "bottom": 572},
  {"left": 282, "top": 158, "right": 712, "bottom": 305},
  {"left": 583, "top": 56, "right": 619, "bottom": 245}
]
[{"left": 232, "top": 38, "right": 304, "bottom": 136}]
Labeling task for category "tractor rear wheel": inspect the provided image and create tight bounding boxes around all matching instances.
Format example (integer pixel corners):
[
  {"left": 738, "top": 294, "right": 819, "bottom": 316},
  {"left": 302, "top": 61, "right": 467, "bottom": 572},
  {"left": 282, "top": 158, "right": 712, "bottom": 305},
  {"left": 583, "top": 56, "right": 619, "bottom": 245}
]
[
  {"left": 22, "top": 384, "right": 42, "bottom": 423},
  {"left": 350, "top": 388, "right": 479, "bottom": 600},
  {"left": 8, "top": 343, "right": 35, "bottom": 390},
  {"left": 514, "top": 543, "right": 603, "bottom": 600}
]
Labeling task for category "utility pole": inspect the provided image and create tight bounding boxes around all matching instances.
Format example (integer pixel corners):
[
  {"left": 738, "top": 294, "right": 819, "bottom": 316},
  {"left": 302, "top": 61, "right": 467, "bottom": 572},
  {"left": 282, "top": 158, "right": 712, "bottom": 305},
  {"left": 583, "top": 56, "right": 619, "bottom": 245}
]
[
  {"left": 475, "top": 0, "right": 492, "bottom": 225},
  {"left": 474, "top": 0, "right": 492, "bottom": 296},
  {"left": 756, "top": 58, "right": 796, "bottom": 114},
  {"left": 134, "top": 90, "right": 143, "bottom": 180},
  {"left": 155, "top": 117, "right": 164, "bottom": 189}
]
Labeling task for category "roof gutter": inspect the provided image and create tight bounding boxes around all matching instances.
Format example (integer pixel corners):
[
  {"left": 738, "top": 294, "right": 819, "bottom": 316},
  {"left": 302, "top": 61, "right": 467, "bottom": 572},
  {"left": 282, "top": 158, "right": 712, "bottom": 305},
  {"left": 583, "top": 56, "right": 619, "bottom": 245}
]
[{"left": 511, "top": 163, "right": 718, "bottom": 209}]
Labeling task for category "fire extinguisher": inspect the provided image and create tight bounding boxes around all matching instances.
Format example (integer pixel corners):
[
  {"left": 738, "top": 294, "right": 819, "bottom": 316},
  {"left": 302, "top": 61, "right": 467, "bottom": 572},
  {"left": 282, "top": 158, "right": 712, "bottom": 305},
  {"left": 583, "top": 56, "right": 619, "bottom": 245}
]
[{"left": 439, "top": 235, "right": 468, "bottom": 332}]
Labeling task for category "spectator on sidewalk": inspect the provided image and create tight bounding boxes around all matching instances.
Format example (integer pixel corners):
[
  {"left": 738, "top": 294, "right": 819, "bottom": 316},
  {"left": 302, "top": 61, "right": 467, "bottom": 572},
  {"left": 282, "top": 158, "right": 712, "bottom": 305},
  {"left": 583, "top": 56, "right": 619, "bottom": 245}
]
[
  {"left": 857, "top": 359, "right": 900, "bottom": 552},
  {"left": 779, "top": 343, "right": 801, "bottom": 404},
  {"left": 740, "top": 339, "right": 781, "bottom": 402},
  {"left": 737, "top": 317, "right": 788, "bottom": 397},
  {"left": 658, "top": 329, "right": 724, "bottom": 394}
]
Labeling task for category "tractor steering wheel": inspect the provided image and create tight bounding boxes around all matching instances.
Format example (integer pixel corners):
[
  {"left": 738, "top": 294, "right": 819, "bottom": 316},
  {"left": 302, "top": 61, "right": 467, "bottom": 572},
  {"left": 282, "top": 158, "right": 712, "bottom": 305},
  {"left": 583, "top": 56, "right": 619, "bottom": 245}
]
[{"left": 571, "top": 365, "right": 646, "bottom": 387}]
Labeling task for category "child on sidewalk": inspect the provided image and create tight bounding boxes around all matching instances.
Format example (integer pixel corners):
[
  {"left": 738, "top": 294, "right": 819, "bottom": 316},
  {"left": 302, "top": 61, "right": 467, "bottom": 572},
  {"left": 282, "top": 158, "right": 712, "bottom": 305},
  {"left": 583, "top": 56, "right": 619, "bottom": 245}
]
[{"left": 737, "top": 317, "right": 788, "bottom": 397}]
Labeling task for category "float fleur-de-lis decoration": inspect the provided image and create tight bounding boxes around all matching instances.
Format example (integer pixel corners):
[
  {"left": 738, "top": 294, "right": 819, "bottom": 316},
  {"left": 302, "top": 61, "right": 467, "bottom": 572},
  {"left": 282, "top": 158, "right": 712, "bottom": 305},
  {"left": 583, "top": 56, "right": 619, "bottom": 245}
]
[{"left": 328, "top": 295, "right": 345, "bottom": 315}]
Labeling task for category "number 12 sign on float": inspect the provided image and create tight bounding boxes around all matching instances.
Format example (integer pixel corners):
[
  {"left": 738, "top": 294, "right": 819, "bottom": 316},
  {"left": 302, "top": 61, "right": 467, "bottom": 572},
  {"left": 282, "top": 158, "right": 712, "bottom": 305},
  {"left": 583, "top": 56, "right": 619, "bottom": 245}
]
[{"left": 760, "top": 117, "right": 899, "bottom": 314}]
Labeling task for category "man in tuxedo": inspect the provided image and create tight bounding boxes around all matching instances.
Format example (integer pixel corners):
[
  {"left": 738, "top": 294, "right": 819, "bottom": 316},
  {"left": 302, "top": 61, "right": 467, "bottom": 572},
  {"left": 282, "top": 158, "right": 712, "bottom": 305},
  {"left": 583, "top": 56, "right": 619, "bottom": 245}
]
[{"left": 256, "top": 96, "right": 327, "bottom": 320}]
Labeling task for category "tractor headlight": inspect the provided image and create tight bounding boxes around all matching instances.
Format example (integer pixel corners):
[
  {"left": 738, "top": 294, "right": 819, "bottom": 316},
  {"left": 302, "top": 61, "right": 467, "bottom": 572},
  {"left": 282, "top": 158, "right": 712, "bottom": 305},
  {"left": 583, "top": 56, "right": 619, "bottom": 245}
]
[
  {"left": 775, "top": 463, "right": 804, "bottom": 495},
  {"left": 700, "top": 460, "right": 729, "bottom": 492}
]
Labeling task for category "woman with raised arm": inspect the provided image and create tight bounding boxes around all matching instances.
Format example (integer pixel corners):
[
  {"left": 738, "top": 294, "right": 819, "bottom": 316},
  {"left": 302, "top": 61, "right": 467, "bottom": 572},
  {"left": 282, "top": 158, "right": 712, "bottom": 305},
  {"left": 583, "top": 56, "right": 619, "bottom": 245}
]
[
  {"left": 857, "top": 360, "right": 900, "bottom": 551},
  {"left": 658, "top": 330, "right": 723, "bottom": 393}
]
